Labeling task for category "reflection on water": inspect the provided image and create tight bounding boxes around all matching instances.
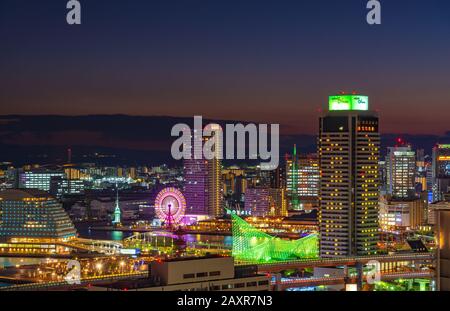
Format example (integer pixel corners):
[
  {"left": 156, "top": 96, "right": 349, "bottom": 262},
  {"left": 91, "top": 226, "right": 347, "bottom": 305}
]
[
  {"left": 75, "top": 223, "right": 232, "bottom": 246},
  {"left": 0, "top": 257, "right": 52, "bottom": 268},
  {"left": 111, "top": 230, "right": 125, "bottom": 241},
  {"left": 75, "top": 223, "right": 132, "bottom": 241},
  {"left": 0, "top": 229, "right": 232, "bottom": 287}
]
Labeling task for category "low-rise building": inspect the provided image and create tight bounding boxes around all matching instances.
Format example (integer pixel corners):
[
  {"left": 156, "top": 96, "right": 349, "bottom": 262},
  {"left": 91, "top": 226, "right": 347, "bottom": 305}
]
[
  {"left": 379, "top": 196, "right": 426, "bottom": 230},
  {"left": 90, "top": 256, "right": 270, "bottom": 291}
]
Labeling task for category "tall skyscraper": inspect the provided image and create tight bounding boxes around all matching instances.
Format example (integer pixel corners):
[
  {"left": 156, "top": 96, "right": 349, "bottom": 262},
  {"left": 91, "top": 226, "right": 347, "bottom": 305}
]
[
  {"left": 207, "top": 124, "right": 223, "bottom": 217},
  {"left": 184, "top": 158, "right": 208, "bottom": 215},
  {"left": 318, "top": 94, "right": 380, "bottom": 258},
  {"left": 435, "top": 203, "right": 450, "bottom": 290},
  {"left": 432, "top": 144, "right": 450, "bottom": 202},
  {"left": 385, "top": 145, "right": 416, "bottom": 199},
  {"left": 426, "top": 162, "right": 434, "bottom": 198},
  {"left": 297, "top": 154, "right": 320, "bottom": 210},
  {"left": 286, "top": 145, "right": 300, "bottom": 211},
  {"left": 184, "top": 125, "right": 223, "bottom": 218},
  {"left": 286, "top": 150, "right": 320, "bottom": 212}
]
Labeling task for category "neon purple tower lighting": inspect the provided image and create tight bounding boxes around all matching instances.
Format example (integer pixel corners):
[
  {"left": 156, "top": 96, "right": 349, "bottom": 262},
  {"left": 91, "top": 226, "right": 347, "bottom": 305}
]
[{"left": 183, "top": 128, "right": 209, "bottom": 216}]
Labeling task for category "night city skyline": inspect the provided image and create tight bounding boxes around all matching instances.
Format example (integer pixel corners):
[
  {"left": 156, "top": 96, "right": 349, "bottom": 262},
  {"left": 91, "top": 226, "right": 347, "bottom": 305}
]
[{"left": 2, "top": 0, "right": 450, "bottom": 300}]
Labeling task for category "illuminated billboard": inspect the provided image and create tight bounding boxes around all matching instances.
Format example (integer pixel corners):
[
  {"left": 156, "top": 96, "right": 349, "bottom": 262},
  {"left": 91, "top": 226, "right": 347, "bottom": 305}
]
[{"left": 329, "top": 95, "right": 369, "bottom": 111}]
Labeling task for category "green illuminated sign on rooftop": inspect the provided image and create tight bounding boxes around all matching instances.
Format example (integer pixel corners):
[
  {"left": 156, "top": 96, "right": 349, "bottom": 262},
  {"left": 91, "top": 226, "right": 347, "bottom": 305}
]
[{"left": 329, "top": 95, "right": 369, "bottom": 111}]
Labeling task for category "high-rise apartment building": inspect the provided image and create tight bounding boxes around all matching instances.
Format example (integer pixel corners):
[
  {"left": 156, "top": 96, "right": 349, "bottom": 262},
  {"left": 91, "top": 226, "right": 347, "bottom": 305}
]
[
  {"left": 385, "top": 146, "right": 416, "bottom": 199},
  {"left": 298, "top": 154, "right": 320, "bottom": 201},
  {"left": 286, "top": 145, "right": 300, "bottom": 211},
  {"left": 318, "top": 94, "right": 380, "bottom": 258},
  {"left": 286, "top": 151, "right": 320, "bottom": 212}
]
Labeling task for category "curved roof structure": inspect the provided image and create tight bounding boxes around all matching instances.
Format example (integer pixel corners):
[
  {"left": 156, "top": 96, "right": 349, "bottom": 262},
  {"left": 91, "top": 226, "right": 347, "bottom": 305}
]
[
  {"left": 231, "top": 212, "right": 318, "bottom": 263},
  {"left": 0, "top": 189, "right": 77, "bottom": 240}
]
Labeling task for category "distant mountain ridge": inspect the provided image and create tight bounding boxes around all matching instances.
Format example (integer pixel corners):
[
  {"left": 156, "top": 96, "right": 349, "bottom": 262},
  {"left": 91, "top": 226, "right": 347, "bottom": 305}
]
[{"left": 0, "top": 115, "right": 448, "bottom": 166}]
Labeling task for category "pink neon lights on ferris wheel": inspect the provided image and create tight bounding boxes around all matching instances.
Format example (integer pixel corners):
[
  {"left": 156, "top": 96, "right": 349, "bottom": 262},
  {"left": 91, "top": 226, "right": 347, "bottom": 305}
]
[{"left": 154, "top": 187, "right": 186, "bottom": 226}]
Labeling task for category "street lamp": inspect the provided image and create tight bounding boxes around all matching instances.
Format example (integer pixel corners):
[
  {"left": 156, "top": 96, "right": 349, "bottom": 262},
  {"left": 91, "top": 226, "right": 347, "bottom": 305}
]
[{"left": 96, "top": 263, "right": 103, "bottom": 274}]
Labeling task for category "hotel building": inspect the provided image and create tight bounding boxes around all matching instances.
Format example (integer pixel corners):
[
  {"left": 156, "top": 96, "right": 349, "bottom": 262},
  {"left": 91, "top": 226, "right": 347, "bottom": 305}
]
[
  {"left": 318, "top": 94, "right": 380, "bottom": 258},
  {"left": 184, "top": 125, "right": 223, "bottom": 218},
  {"left": 0, "top": 189, "right": 77, "bottom": 254},
  {"left": 0, "top": 189, "right": 77, "bottom": 241}
]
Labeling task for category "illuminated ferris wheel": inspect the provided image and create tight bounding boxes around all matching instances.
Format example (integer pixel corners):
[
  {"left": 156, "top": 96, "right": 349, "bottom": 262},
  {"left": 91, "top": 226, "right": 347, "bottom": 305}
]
[{"left": 154, "top": 187, "right": 186, "bottom": 228}]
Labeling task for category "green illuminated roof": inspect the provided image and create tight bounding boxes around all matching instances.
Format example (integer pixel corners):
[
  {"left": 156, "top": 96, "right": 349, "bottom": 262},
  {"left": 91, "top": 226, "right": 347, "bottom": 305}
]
[
  {"left": 231, "top": 212, "right": 318, "bottom": 263},
  {"left": 329, "top": 95, "right": 369, "bottom": 111}
]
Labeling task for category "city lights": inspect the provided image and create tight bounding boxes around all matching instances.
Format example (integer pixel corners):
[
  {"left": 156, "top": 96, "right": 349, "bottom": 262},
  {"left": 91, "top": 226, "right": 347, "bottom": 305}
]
[{"left": 0, "top": 1, "right": 446, "bottom": 300}]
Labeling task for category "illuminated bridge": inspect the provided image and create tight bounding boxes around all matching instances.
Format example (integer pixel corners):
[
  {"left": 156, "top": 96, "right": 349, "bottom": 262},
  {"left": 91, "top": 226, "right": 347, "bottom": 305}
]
[
  {"left": 69, "top": 238, "right": 123, "bottom": 255},
  {"left": 0, "top": 239, "right": 123, "bottom": 258}
]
